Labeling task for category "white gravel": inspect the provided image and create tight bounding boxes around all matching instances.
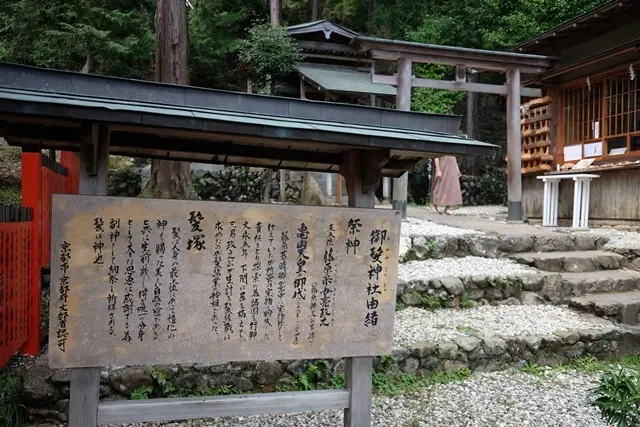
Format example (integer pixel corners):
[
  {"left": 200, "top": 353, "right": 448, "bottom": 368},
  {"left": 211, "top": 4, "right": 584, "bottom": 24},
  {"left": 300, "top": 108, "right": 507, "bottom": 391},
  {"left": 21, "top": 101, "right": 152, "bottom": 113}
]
[
  {"left": 448, "top": 205, "right": 508, "bottom": 222},
  {"left": 398, "top": 257, "right": 536, "bottom": 282},
  {"left": 402, "top": 217, "right": 482, "bottom": 237},
  {"left": 393, "top": 306, "right": 610, "bottom": 346},
  {"left": 107, "top": 370, "right": 606, "bottom": 427}
]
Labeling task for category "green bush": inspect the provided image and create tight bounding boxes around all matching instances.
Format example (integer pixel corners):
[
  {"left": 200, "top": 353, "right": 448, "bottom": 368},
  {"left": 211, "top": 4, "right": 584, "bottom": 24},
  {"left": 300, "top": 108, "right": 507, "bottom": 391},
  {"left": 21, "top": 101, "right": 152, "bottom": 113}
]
[
  {"left": 107, "top": 167, "right": 142, "bottom": 197},
  {"left": 0, "top": 187, "right": 20, "bottom": 206},
  {"left": 591, "top": 367, "right": 640, "bottom": 427},
  {"left": 0, "top": 374, "right": 26, "bottom": 427},
  {"left": 408, "top": 159, "right": 432, "bottom": 205},
  {"left": 460, "top": 167, "right": 507, "bottom": 206},
  {"left": 192, "top": 167, "right": 265, "bottom": 202}
]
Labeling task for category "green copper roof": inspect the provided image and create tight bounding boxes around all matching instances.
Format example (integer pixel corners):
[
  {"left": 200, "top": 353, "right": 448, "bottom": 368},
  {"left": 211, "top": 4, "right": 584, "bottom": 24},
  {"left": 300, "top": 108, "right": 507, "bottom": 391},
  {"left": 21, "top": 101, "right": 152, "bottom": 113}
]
[{"left": 297, "top": 64, "right": 397, "bottom": 96}]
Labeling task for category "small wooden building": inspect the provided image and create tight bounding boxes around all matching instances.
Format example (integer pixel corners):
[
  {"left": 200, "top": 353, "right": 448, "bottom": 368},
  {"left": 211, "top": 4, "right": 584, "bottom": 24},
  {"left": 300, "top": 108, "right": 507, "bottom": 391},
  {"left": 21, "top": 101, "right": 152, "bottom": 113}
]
[{"left": 514, "top": 0, "right": 640, "bottom": 225}]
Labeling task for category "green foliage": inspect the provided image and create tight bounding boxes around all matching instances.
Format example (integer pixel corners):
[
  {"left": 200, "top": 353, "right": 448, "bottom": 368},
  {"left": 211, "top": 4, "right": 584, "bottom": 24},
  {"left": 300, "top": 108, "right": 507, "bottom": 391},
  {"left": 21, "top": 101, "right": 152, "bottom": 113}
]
[
  {"left": 107, "top": 167, "right": 142, "bottom": 197},
  {"left": 412, "top": 65, "right": 464, "bottom": 115},
  {"left": 395, "top": 300, "right": 406, "bottom": 311},
  {"left": 129, "top": 386, "right": 153, "bottom": 400},
  {"left": 413, "top": 291, "right": 443, "bottom": 310},
  {"left": 238, "top": 23, "right": 301, "bottom": 89},
  {"left": 591, "top": 368, "right": 640, "bottom": 427},
  {"left": 455, "top": 324, "right": 479, "bottom": 336},
  {"left": 0, "top": 374, "right": 26, "bottom": 427},
  {"left": 372, "top": 368, "right": 471, "bottom": 396},
  {"left": 0, "top": 188, "right": 21, "bottom": 206},
  {"left": 460, "top": 292, "right": 477, "bottom": 309},
  {"left": 276, "top": 360, "right": 335, "bottom": 392},
  {"left": 461, "top": 168, "right": 507, "bottom": 206},
  {"left": 520, "top": 361, "right": 546, "bottom": 376},
  {"left": 192, "top": 167, "right": 266, "bottom": 202},
  {"left": 407, "top": 159, "right": 431, "bottom": 206},
  {"left": 0, "top": 0, "right": 155, "bottom": 78}
]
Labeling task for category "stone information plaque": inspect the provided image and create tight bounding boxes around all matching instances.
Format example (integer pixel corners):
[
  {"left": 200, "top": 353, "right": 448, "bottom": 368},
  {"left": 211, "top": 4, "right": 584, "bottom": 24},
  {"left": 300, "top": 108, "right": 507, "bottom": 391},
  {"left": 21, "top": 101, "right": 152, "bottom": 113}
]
[{"left": 49, "top": 195, "right": 400, "bottom": 368}]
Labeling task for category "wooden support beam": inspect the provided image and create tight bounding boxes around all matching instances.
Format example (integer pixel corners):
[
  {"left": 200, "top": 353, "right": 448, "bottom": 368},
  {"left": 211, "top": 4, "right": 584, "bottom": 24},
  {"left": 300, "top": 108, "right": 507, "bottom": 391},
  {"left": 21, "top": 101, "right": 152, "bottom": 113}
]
[
  {"left": 97, "top": 390, "right": 350, "bottom": 425},
  {"left": 372, "top": 74, "right": 542, "bottom": 98},
  {"left": 369, "top": 49, "right": 550, "bottom": 74},
  {"left": 393, "top": 58, "right": 412, "bottom": 219},
  {"left": 506, "top": 69, "right": 522, "bottom": 222},
  {"left": 70, "top": 122, "right": 110, "bottom": 427}
]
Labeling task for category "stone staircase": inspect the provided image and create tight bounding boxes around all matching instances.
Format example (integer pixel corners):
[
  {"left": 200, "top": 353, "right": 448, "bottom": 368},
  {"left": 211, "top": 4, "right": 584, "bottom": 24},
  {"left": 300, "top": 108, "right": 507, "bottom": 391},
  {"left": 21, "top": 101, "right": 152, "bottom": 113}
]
[{"left": 508, "top": 249, "right": 640, "bottom": 325}]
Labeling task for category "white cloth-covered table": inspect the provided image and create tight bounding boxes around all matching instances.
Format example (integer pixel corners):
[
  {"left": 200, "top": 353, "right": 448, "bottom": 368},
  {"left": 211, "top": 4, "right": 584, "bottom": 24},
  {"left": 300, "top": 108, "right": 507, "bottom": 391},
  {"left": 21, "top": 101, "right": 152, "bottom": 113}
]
[{"left": 537, "top": 174, "right": 599, "bottom": 229}]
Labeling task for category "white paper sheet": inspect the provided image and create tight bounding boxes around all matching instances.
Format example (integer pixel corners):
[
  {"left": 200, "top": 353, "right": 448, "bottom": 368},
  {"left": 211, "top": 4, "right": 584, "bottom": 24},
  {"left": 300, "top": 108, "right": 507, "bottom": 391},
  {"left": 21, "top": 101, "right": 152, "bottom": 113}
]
[{"left": 564, "top": 144, "right": 582, "bottom": 161}]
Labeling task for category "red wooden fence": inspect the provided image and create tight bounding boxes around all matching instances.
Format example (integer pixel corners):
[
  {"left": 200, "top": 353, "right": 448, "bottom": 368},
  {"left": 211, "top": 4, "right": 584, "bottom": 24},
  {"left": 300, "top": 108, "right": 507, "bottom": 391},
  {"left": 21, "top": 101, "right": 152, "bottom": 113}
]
[
  {"left": 0, "top": 205, "right": 34, "bottom": 367},
  {"left": 0, "top": 151, "right": 79, "bottom": 366}
]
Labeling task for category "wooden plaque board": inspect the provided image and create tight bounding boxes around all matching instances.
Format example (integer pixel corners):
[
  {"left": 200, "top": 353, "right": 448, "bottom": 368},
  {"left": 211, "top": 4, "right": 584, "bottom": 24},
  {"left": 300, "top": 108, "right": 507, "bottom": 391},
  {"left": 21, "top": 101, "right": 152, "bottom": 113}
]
[{"left": 49, "top": 195, "right": 400, "bottom": 369}]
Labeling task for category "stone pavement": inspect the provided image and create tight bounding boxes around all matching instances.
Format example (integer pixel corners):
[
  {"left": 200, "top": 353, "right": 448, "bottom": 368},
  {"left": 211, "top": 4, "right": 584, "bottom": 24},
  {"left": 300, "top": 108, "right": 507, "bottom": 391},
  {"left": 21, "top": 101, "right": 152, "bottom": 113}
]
[{"left": 406, "top": 206, "right": 560, "bottom": 236}]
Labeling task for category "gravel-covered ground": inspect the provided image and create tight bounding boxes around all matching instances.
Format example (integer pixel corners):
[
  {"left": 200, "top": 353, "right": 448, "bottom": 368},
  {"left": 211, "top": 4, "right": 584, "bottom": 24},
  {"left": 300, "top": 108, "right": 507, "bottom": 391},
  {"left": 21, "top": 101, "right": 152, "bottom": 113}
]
[
  {"left": 393, "top": 306, "right": 609, "bottom": 346},
  {"left": 402, "top": 217, "right": 482, "bottom": 237},
  {"left": 398, "top": 257, "right": 536, "bottom": 282},
  {"left": 104, "top": 369, "right": 605, "bottom": 427},
  {"left": 580, "top": 228, "right": 640, "bottom": 250}
]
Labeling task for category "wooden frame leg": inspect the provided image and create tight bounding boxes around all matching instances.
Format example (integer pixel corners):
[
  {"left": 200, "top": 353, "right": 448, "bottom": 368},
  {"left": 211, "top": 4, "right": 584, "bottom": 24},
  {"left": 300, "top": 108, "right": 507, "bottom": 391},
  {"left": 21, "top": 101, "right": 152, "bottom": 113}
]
[
  {"left": 69, "top": 367, "right": 101, "bottom": 427},
  {"left": 344, "top": 356, "right": 373, "bottom": 427}
]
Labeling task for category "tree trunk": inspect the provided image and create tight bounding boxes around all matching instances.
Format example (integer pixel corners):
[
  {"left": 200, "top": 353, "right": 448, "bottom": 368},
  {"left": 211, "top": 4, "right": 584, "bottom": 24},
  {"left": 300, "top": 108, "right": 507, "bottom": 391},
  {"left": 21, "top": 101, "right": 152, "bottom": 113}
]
[
  {"left": 143, "top": 0, "right": 197, "bottom": 199},
  {"left": 311, "top": 0, "right": 320, "bottom": 21},
  {"left": 270, "top": 0, "right": 281, "bottom": 26}
]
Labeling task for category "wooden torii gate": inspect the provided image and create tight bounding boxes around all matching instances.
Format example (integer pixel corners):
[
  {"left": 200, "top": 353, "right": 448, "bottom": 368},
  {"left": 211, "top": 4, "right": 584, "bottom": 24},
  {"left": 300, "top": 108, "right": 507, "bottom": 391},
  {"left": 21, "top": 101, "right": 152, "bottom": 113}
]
[{"left": 354, "top": 37, "right": 556, "bottom": 221}]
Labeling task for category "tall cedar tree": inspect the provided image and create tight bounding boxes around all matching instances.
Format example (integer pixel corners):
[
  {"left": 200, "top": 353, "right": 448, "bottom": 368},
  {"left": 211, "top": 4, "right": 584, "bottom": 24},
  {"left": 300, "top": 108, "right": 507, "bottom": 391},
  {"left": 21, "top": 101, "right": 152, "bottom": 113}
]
[{"left": 142, "top": 0, "right": 198, "bottom": 199}]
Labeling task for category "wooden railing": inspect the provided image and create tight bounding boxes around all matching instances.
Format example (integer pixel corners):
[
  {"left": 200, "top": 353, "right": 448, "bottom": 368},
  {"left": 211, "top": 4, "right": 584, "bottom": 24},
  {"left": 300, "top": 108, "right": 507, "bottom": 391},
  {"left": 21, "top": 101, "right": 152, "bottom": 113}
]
[
  {"left": 0, "top": 204, "right": 35, "bottom": 367},
  {"left": 0, "top": 151, "right": 80, "bottom": 367}
]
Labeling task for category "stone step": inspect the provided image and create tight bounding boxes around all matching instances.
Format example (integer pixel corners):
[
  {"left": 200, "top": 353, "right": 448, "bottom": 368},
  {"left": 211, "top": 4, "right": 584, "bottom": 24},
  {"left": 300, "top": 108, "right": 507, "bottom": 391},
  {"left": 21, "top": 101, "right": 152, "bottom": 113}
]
[
  {"left": 401, "top": 232, "right": 607, "bottom": 262},
  {"left": 570, "top": 290, "right": 640, "bottom": 325},
  {"left": 561, "top": 270, "right": 640, "bottom": 297},
  {"left": 509, "top": 250, "right": 628, "bottom": 273}
]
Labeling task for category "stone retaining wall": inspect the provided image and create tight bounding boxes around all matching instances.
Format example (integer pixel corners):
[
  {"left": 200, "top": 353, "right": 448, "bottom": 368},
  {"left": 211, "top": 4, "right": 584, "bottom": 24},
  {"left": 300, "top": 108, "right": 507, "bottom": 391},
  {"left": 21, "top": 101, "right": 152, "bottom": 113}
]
[
  {"left": 401, "top": 234, "right": 607, "bottom": 262},
  {"left": 397, "top": 273, "right": 576, "bottom": 308},
  {"left": 22, "top": 325, "right": 640, "bottom": 423}
]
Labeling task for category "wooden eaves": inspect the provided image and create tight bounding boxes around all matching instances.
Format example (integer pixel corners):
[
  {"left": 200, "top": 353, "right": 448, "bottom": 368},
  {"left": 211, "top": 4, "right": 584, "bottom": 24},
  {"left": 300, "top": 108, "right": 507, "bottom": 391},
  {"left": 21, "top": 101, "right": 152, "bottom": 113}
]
[{"left": 0, "top": 62, "right": 496, "bottom": 179}]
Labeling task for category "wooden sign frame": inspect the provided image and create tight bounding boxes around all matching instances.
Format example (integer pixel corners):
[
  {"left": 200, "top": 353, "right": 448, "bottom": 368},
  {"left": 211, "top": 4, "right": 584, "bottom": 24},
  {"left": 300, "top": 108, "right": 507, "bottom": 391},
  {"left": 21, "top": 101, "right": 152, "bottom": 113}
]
[{"left": 65, "top": 127, "right": 391, "bottom": 427}]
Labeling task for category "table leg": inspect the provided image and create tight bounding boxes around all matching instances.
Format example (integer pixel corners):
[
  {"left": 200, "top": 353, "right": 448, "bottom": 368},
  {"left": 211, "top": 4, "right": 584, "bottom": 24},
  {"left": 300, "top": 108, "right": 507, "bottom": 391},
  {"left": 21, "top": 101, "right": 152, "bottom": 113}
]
[
  {"left": 542, "top": 180, "right": 550, "bottom": 226},
  {"left": 582, "top": 179, "right": 591, "bottom": 228},
  {"left": 572, "top": 178, "right": 582, "bottom": 229},
  {"left": 550, "top": 180, "right": 559, "bottom": 227}
]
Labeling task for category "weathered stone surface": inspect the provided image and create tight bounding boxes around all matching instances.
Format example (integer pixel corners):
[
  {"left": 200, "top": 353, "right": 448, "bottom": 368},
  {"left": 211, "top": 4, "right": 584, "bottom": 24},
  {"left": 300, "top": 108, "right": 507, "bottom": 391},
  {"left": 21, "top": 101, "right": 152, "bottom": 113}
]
[
  {"left": 498, "top": 236, "right": 533, "bottom": 254},
  {"left": 574, "top": 235, "right": 597, "bottom": 251},
  {"left": 494, "top": 297, "right": 520, "bottom": 306},
  {"left": 402, "top": 357, "right": 420, "bottom": 374},
  {"left": 23, "top": 365, "right": 59, "bottom": 406},
  {"left": 108, "top": 367, "right": 154, "bottom": 396},
  {"left": 437, "top": 342, "right": 459, "bottom": 359},
  {"left": 553, "top": 330, "right": 580, "bottom": 345},
  {"left": 443, "top": 360, "right": 468, "bottom": 372},
  {"left": 50, "top": 369, "right": 71, "bottom": 385},
  {"left": 520, "top": 291, "right": 544, "bottom": 305},
  {"left": 401, "top": 292, "right": 423, "bottom": 306},
  {"left": 29, "top": 408, "right": 67, "bottom": 423},
  {"left": 522, "top": 335, "right": 542, "bottom": 352},
  {"left": 209, "top": 374, "right": 253, "bottom": 391},
  {"left": 434, "top": 276, "right": 464, "bottom": 296},
  {"left": 172, "top": 371, "right": 209, "bottom": 392},
  {"left": 454, "top": 336, "right": 482, "bottom": 352},
  {"left": 254, "top": 361, "right": 285, "bottom": 386},
  {"left": 468, "top": 236, "right": 500, "bottom": 258},
  {"left": 482, "top": 337, "right": 507, "bottom": 356},
  {"left": 533, "top": 236, "right": 574, "bottom": 253},
  {"left": 565, "top": 342, "right": 585, "bottom": 358},
  {"left": 520, "top": 274, "right": 545, "bottom": 292},
  {"left": 536, "top": 353, "right": 569, "bottom": 366},
  {"left": 406, "top": 279, "right": 429, "bottom": 292}
]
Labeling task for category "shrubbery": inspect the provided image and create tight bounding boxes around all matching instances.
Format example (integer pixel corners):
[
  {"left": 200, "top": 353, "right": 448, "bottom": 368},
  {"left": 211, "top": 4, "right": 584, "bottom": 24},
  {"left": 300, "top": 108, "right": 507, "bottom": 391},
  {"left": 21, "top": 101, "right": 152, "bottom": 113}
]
[{"left": 460, "top": 168, "right": 507, "bottom": 206}]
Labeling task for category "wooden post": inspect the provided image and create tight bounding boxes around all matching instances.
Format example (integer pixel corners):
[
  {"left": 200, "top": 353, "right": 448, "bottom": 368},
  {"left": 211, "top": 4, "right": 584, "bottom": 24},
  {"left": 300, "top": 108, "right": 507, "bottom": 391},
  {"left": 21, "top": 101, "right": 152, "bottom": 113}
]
[
  {"left": 392, "top": 58, "right": 412, "bottom": 218},
  {"left": 382, "top": 177, "right": 390, "bottom": 203},
  {"left": 279, "top": 170, "right": 286, "bottom": 203},
  {"left": 20, "top": 151, "right": 41, "bottom": 355},
  {"left": 69, "top": 123, "right": 110, "bottom": 427},
  {"left": 336, "top": 174, "right": 343, "bottom": 205},
  {"left": 506, "top": 68, "right": 522, "bottom": 222},
  {"left": 340, "top": 148, "right": 387, "bottom": 427}
]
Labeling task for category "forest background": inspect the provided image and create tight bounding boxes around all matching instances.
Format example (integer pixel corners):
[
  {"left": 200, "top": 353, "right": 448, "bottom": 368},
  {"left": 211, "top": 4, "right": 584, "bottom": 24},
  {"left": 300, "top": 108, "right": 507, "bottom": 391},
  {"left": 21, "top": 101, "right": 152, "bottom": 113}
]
[{"left": 0, "top": 0, "right": 607, "bottom": 205}]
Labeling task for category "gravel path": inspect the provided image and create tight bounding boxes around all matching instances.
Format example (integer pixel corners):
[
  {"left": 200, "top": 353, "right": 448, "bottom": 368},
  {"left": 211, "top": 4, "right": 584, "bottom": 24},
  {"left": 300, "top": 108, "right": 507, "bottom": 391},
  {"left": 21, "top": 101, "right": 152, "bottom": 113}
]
[
  {"left": 393, "top": 306, "right": 610, "bottom": 346},
  {"left": 398, "top": 257, "right": 536, "bottom": 282},
  {"left": 402, "top": 217, "right": 482, "bottom": 237},
  {"left": 105, "top": 370, "right": 606, "bottom": 427}
]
